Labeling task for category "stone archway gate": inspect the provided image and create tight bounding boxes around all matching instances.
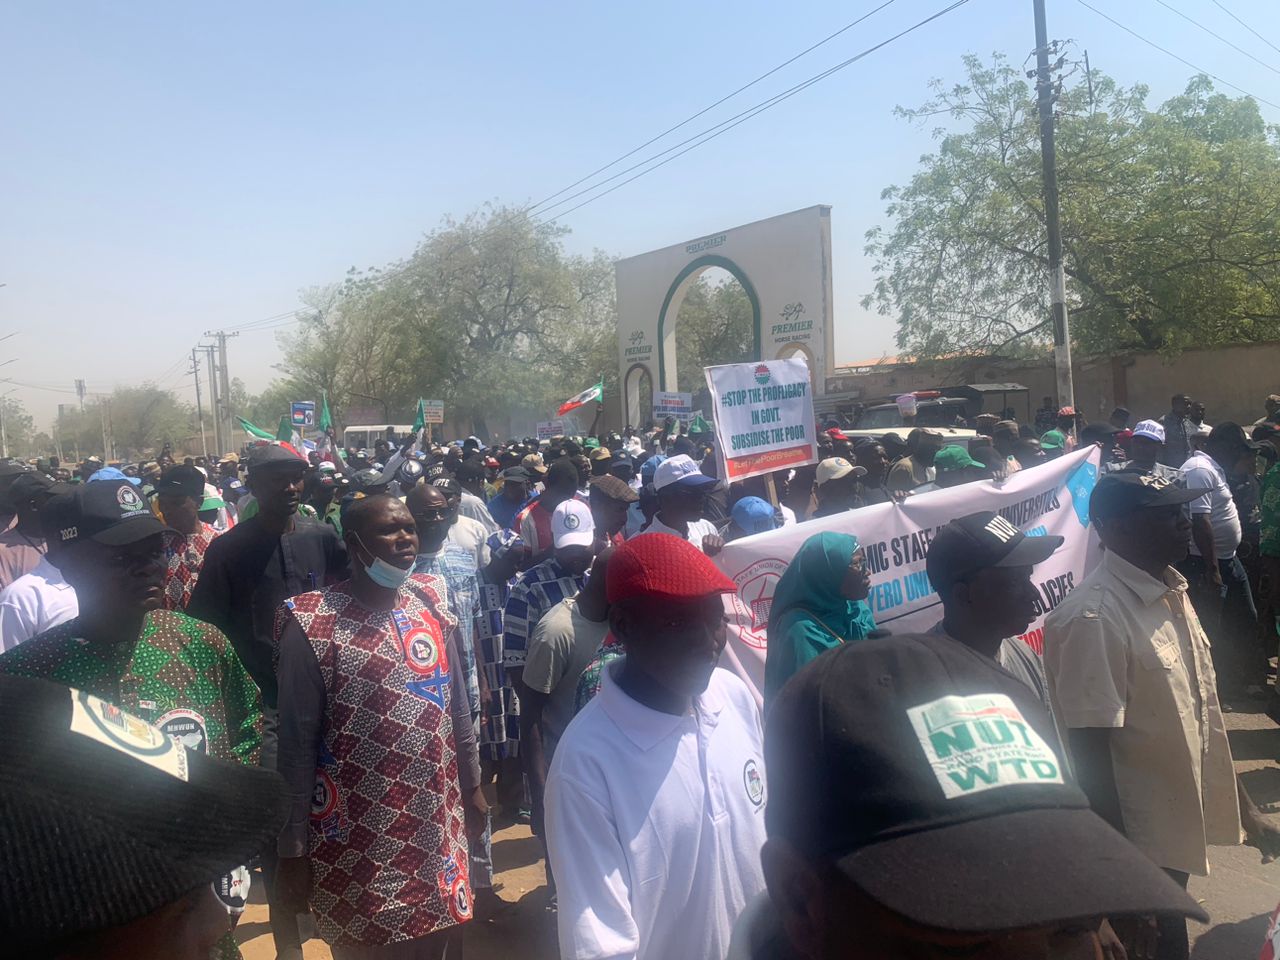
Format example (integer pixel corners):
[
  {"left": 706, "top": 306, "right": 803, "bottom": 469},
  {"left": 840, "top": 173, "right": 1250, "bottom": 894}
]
[{"left": 614, "top": 205, "right": 835, "bottom": 428}]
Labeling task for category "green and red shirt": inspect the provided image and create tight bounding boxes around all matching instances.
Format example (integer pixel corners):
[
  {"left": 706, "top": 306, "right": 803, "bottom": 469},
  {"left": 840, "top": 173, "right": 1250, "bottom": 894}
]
[{"left": 0, "top": 608, "right": 263, "bottom": 764}]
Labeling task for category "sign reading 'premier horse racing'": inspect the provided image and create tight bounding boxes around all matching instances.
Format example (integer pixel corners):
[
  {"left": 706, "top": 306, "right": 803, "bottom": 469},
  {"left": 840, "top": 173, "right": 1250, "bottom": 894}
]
[{"left": 704, "top": 356, "right": 818, "bottom": 483}]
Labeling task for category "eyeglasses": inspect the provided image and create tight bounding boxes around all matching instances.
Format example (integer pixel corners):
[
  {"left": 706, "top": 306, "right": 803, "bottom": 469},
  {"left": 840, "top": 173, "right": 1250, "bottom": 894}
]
[{"left": 412, "top": 509, "right": 450, "bottom": 522}]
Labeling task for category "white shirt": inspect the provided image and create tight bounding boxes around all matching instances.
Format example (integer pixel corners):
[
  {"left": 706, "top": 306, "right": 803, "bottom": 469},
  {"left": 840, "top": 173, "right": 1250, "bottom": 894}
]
[
  {"left": 1180, "top": 451, "right": 1242, "bottom": 559},
  {"left": 448, "top": 514, "right": 491, "bottom": 569},
  {"left": 0, "top": 557, "right": 79, "bottom": 652},
  {"left": 546, "top": 663, "right": 768, "bottom": 960},
  {"left": 459, "top": 489, "right": 499, "bottom": 536},
  {"left": 639, "top": 514, "right": 719, "bottom": 553}
]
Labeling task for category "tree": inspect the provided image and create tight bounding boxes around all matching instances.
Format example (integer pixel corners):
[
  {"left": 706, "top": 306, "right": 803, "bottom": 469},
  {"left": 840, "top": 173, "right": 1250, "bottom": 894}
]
[
  {"left": 56, "top": 386, "right": 195, "bottom": 461},
  {"left": 276, "top": 205, "right": 618, "bottom": 438},
  {"left": 675, "top": 275, "right": 755, "bottom": 410},
  {"left": 863, "top": 55, "right": 1280, "bottom": 359},
  {"left": 0, "top": 397, "right": 34, "bottom": 458}
]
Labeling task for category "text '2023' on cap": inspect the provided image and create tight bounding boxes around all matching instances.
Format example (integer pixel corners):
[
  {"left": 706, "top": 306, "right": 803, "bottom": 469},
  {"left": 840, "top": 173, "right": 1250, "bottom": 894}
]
[
  {"left": 43, "top": 480, "right": 168, "bottom": 547},
  {"left": 0, "top": 674, "right": 287, "bottom": 953},
  {"left": 765, "top": 632, "right": 1206, "bottom": 933}
]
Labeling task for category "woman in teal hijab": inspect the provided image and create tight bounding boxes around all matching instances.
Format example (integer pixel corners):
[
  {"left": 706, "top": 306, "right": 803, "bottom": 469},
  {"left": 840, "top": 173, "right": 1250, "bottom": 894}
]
[{"left": 764, "top": 531, "right": 875, "bottom": 704}]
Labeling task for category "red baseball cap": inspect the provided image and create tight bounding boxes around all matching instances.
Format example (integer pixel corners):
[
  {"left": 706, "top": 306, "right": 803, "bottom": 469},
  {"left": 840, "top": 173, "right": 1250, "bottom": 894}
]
[
  {"left": 826, "top": 427, "right": 850, "bottom": 442},
  {"left": 607, "top": 533, "right": 736, "bottom": 603}
]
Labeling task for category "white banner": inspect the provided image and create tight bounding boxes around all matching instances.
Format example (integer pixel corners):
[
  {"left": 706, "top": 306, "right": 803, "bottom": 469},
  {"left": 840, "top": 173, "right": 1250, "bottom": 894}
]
[
  {"left": 715, "top": 447, "right": 1103, "bottom": 707},
  {"left": 705, "top": 356, "right": 818, "bottom": 483},
  {"left": 653, "top": 391, "right": 693, "bottom": 424}
]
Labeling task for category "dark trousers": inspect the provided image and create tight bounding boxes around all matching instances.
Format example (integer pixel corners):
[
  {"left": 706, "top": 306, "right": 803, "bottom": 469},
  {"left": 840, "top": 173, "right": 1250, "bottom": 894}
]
[
  {"left": 260, "top": 706, "right": 304, "bottom": 960},
  {"left": 1156, "top": 869, "right": 1190, "bottom": 960},
  {"left": 1179, "top": 555, "right": 1259, "bottom": 691}
]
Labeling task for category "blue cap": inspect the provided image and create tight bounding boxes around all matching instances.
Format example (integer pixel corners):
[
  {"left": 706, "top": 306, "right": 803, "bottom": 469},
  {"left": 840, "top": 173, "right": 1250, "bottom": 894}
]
[
  {"left": 732, "top": 496, "right": 776, "bottom": 536},
  {"left": 639, "top": 454, "right": 667, "bottom": 483},
  {"left": 85, "top": 466, "right": 141, "bottom": 487}
]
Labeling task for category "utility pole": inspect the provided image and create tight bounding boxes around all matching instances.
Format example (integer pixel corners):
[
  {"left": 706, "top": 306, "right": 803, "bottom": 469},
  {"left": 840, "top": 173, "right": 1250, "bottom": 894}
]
[
  {"left": 75, "top": 378, "right": 86, "bottom": 414},
  {"left": 204, "top": 330, "right": 238, "bottom": 456},
  {"left": 99, "top": 398, "right": 110, "bottom": 461},
  {"left": 191, "top": 347, "right": 209, "bottom": 460},
  {"left": 199, "top": 343, "right": 221, "bottom": 454},
  {"left": 0, "top": 395, "right": 10, "bottom": 459},
  {"left": 1033, "top": 0, "right": 1075, "bottom": 415}
]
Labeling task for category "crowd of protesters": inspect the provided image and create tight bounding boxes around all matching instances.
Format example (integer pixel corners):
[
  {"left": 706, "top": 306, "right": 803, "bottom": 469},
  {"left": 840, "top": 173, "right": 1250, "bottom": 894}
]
[{"left": 0, "top": 387, "right": 1279, "bottom": 960}]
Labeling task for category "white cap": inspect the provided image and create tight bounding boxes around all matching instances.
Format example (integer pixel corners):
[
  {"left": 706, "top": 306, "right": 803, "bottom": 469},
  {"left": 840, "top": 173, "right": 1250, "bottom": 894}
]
[
  {"left": 654, "top": 454, "right": 716, "bottom": 491},
  {"left": 552, "top": 499, "right": 595, "bottom": 549},
  {"left": 1132, "top": 419, "right": 1165, "bottom": 443},
  {"left": 816, "top": 457, "right": 867, "bottom": 486}
]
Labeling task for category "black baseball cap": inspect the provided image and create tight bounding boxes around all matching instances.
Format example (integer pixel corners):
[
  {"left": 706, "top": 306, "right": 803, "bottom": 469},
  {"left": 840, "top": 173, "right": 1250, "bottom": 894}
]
[
  {"left": 1253, "top": 422, "right": 1280, "bottom": 442},
  {"left": 42, "top": 480, "right": 168, "bottom": 547},
  {"left": 152, "top": 464, "right": 205, "bottom": 499},
  {"left": 1089, "top": 471, "right": 1203, "bottom": 521},
  {"left": 502, "top": 466, "right": 532, "bottom": 482},
  {"left": 926, "top": 511, "right": 1063, "bottom": 594},
  {"left": 0, "top": 674, "right": 287, "bottom": 953},
  {"left": 245, "top": 443, "right": 306, "bottom": 474},
  {"left": 766, "top": 633, "right": 1207, "bottom": 933},
  {"left": 1207, "top": 420, "right": 1260, "bottom": 452}
]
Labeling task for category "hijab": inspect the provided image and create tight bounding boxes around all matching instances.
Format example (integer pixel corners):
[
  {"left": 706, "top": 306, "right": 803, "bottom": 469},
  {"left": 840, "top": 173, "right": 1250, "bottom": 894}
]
[{"left": 768, "top": 531, "right": 875, "bottom": 643}]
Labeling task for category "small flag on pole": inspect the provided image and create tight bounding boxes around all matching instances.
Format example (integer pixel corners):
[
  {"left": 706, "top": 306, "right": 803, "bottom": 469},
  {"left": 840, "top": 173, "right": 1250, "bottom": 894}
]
[
  {"left": 557, "top": 380, "right": 603, "bottom": 416},
  {"left": 319, "top": 391, "right": 332, "bottom": 432},
  {"left": 236, "top": 416, "right": 276, "bottom": 440},
  {"left": 412, "top": 397, "right": 426, "bottom": 433}
]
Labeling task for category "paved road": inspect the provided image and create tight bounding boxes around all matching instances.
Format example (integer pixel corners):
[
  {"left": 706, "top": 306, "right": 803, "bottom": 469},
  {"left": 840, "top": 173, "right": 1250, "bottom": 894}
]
[{"left": 239, "top": 703, "right": 1280, "bottom": 960}]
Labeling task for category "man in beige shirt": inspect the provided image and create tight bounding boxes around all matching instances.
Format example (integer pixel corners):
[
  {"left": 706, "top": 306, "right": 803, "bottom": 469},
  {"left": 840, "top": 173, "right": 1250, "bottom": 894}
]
[{"left": 1045, "top": 471, "right": 1280, "bottom": 960}]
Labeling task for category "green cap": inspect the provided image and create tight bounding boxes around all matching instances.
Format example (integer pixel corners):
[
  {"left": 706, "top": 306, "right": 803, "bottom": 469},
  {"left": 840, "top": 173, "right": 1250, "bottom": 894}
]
[
  {"left": 1040, "top": 429, "right": 1066, "bottom": 451},
  {"left": 935, "top": 444, "right": 983, "bottom": 473},
  {"left": 583, "top": 437, "right": 601, "bottom": 450}
]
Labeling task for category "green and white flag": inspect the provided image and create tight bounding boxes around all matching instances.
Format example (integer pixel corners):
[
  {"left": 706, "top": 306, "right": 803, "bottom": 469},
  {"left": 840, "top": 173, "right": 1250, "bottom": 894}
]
[
  {"left": 411, "top": 397, "right": 426, "bottom": 433},
  {"left": 236, "top": 416, "right": 276, "bottom": 440},
  {"left": 319, "top": 390, "right": 333, "bottom": 432}
]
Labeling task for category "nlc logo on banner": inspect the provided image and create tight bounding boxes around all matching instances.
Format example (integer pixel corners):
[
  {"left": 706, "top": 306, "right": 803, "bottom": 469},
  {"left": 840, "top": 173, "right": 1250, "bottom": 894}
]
[{"left": 713, "top": 447, "right": 1102, "bottom": 707}]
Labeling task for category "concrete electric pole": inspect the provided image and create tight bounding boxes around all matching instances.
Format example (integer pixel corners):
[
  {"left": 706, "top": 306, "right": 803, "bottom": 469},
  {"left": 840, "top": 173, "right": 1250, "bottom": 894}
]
[
  {"left": 1033, "top": 0, "right": 1075, "bottom": 415},
  {"left": 203, "top": 330, "right": 238, "bottom": 455},
  {"left": 191, "top": 348, "right": 209, "bottom": 460}
]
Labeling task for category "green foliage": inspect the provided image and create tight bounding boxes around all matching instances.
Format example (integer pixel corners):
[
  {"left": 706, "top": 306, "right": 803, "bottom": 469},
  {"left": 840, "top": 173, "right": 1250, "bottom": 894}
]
[
  {"left": 0, "top": 397, "right": 35, "bottom": 458},
  {"left": 675, "top": 274, "right": 755, "bottom": 410},
  {"left": 271, "top": 205, "right": 619, "bottom": 437},
  {"left": 863, "top": 55, "right": 1280, "bottom": 358},
  {"left": 55, "top": 386, "right": 195, "bottom": 461}
]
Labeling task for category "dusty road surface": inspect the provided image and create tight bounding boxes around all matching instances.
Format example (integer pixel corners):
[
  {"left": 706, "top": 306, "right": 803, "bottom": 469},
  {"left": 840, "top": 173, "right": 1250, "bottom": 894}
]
[{"left": 238, "top": 698, "right": 1280, "bottom": 960}]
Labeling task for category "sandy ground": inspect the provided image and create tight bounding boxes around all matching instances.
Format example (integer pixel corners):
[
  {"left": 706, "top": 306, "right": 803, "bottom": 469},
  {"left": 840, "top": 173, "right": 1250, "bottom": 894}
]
[{"left": 239, "top": 699, "right": 1280, "bottom": 960}]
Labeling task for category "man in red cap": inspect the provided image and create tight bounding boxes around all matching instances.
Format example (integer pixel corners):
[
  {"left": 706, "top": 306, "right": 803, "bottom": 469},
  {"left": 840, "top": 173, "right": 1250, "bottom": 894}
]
[{"left": 544, "top": 532, "right": 766, "bottom": 960}]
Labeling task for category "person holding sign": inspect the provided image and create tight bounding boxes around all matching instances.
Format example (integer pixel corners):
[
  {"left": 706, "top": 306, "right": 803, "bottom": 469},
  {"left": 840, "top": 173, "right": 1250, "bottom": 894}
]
[
  {"left": 641, "top": 454, "right": 724, "bottom": 556},
  {"left": 764, "top": 532, "right": 875, "bottom": 705}
]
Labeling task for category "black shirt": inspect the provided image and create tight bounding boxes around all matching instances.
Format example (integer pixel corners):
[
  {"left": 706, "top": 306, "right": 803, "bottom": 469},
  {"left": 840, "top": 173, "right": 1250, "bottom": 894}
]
[{"left": 186, "top": 515, "right": 348, "bottom": 708}]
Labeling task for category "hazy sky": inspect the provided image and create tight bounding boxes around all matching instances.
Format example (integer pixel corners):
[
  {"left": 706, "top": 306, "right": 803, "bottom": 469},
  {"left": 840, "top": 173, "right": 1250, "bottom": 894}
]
[{"left": 3, "top": 0, "right": 1278, "bottom": 427}]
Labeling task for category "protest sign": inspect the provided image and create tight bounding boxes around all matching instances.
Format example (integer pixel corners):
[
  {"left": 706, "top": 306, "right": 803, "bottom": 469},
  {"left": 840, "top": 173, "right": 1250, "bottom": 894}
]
[
  {"left": 653, "top": 391, "right": 693, "bottom": 424},
  {"left": 290, "top": 401, "right": 315, "bottom": 428},
  {"left": 704, "top": 357, "right": 817, "bottom": 483},
  {"left": 713, "top": 447, "right": 1102, "bottom": 707},
  {"left": 423, "top": 400, "right": 444, "bottom": 424},
  {"left": 536, "top": 419, "right": 567, "bottom": 440}
]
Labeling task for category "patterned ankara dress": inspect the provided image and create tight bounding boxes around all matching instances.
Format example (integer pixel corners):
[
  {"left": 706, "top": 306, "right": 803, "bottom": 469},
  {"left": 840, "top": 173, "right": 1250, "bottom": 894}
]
[
  {"left": 161, "top": 522, "right": 219, "bottom": 611},
  {"left": 275, "top": 575, "right": 478, "bottom": 950}
]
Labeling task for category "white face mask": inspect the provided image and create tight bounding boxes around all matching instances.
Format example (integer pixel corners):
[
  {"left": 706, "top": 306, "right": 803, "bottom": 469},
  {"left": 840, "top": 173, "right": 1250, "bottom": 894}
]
[{"left": 354, "top": 533, "right": 412, "bottom": 590}]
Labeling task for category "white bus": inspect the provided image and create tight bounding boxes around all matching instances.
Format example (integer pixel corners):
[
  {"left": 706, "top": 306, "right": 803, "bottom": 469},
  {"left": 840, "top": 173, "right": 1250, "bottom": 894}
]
[{"left": 342, "top": 424, "right": 415, "bottom": 452}]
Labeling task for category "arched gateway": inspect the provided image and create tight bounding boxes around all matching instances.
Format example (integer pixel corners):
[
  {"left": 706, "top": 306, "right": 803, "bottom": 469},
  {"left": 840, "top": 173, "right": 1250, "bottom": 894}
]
[{"left": 614, "top": 206, "right": 835, "bottom": 427}]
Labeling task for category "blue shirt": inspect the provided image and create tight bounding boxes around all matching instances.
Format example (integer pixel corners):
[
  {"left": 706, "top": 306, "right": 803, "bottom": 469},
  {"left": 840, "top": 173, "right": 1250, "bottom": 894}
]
[
  {"left": 413, "top": 543, "right": 483, "bottom": 716},
  {"left": 487, "top": 491, "right": 529, "bottom": 531}
]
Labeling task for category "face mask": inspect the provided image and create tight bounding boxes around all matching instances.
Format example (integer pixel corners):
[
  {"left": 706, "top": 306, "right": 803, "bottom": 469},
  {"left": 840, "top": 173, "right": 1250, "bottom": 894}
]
[{"left": 354, "top": 533, "right": 412, "bottom": 590}]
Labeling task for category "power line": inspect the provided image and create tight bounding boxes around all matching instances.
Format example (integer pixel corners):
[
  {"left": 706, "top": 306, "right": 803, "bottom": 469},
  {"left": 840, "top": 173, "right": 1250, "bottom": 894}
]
[
  {"left": 1152, "top": 0, "right": 1280, "bottom": 76},
  {"left": 537, "top": 0, "right": 975, "bottom": 225},
  {"left": 1210, "top": 0, "right": 1280, "bottom": 57},
  {"left": 526, "top": 0, "right": 902, "bottom": 216},
  {"left": 1074, "top": 0, "right": 1280, "bottom": 110}
]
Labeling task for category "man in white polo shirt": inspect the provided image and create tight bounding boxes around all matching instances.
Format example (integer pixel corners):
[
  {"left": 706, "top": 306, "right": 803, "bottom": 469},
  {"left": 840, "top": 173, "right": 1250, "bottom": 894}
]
[
  {"left": 545, "top": 533, "right": 766, "bottom": 960},
  {"left": 0, "top": 555, "right": 78, "bottom": 652},
  {"left": 1178, "top": 422, "right": 1258, "bottom": 654},
  {"left": 639, "top": 454, "right": 724, "bottom": 556}
]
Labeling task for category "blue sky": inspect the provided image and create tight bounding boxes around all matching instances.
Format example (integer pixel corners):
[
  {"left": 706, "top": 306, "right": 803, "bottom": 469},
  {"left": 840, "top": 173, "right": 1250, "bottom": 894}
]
[{"left": 3, "top": 0, "right": 1278, "bottom": 427}]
